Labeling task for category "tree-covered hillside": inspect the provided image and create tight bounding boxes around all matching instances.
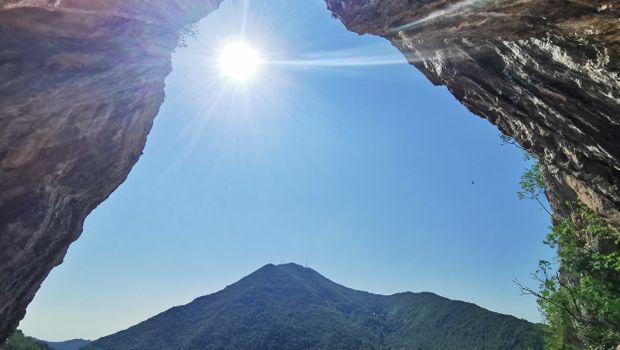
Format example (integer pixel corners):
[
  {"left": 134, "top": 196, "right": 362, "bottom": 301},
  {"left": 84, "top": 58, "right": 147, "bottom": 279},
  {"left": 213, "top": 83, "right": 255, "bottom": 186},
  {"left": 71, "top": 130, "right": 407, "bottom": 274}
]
[
  {"left": 1, "top": 331, "right": 50, "bottom": 350},
  {"left": 83, "top": 263, "right": 543, "bottom": 350}
]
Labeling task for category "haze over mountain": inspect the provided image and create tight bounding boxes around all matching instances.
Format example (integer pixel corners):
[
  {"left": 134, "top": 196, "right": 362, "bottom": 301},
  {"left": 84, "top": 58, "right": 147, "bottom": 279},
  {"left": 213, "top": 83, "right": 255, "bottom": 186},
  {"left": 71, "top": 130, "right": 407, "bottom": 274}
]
[
  {"left": 82, "top": 263, "right": 543, "bottom": 350},
  {"left": 45, "top": 340, "right": 91, "bottom": 350}
]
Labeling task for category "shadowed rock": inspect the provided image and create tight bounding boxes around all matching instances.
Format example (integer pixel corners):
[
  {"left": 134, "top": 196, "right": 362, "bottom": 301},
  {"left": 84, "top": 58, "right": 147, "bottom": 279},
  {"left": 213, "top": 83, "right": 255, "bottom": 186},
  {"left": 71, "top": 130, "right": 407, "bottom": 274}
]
[
  {"left": 0, "top": 0, "right": 223, "bottom": 342},
  {"left": 326, "top": 0, "right": 620, "bottom": 223}
]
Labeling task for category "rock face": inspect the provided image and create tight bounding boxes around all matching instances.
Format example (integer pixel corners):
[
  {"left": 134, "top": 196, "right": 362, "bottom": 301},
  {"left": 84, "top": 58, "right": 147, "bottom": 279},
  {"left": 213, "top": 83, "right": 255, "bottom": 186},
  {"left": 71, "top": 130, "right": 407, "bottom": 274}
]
[
  {"left": 0, "top": 0, "right": 222, "bottom": 342},
  {"left": 0, "top": 0, "right": 618, "bottom": 345},
  {"left": 326, "top": 0, "right": 620, "bottom": 223}
]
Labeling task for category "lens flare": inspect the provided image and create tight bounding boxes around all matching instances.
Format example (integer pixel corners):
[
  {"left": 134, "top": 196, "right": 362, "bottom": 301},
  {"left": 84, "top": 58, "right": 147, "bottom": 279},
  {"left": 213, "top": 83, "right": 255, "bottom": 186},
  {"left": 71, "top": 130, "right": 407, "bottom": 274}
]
[{"left": 219, "top": 41, "right": 261, "bottom": 81}]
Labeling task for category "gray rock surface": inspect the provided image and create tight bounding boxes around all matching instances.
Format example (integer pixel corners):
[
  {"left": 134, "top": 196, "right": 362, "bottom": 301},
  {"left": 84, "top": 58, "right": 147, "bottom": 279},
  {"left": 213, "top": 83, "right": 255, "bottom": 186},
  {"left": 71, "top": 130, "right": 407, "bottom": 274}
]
[
  {"left": 326, "top": 0, "right": 620, "bottom": 223},
  {"left": 0, "top": 0, "right": 223, "bottom": 342}
]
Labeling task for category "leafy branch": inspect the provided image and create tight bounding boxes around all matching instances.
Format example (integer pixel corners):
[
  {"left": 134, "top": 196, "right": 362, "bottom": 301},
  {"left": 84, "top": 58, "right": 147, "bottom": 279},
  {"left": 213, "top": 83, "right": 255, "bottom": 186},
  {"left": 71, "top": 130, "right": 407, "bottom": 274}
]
[{"left": 499, "top": 134, "right": 552, "bottom": 217}]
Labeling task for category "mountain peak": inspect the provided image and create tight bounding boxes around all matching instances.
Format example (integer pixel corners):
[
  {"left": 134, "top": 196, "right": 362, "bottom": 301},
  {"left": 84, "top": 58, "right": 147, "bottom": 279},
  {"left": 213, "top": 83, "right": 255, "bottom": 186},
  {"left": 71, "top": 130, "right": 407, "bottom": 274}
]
[
  {"left": 228, "top": 262, "right": 341, "bottom": 298},
  {"left": 83, "top": 265, "right": 544, "bottom": 350},
  {"left": 236, "top": 262, "right": 327, "bottom": 285},
  {"left": 256, "top": 262, "right": 313, "bottom": 273}
]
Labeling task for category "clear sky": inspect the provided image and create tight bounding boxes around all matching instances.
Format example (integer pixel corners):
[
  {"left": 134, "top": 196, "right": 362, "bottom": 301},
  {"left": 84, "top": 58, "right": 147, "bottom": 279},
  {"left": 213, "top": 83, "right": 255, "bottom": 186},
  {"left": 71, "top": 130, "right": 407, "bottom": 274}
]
[{"left": 21, "top": 0, "right": 552, "bottom": 341}]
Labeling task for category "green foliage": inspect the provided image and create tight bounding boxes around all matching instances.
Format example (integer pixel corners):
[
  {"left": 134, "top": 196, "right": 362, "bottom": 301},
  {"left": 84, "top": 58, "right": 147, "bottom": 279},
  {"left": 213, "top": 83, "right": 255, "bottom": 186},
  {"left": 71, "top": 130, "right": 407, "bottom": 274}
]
[
  {"left": 503, "top": 133, "right": 620, "bottom": 348},
  {"left": 500, "top": 134, "right": 551, "bottom": 216},
  {"left": 2, "top": 331, "right": 50, "bottom": 350},
  {"left": 533, "top": 203, "right": 620, "bottom": 349},
  {"left": 517, "top": 156, "right": 543, "bottom": 201},
  {"left": 176, "top": 23, "right": 199, "bottom": 49},
  {"left": 83, "top": 263, "right": 543, "bottom": 350}
]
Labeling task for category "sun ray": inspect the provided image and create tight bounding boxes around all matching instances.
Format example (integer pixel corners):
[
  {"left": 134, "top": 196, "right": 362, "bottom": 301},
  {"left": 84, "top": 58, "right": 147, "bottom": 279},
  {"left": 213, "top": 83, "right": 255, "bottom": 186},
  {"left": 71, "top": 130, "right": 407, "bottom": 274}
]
[
  {"left": 267, "top": 45, "right": 407, "bottom": 69},
  {"left": 219, "top": 41, "right": 262, "bottom": 81}
]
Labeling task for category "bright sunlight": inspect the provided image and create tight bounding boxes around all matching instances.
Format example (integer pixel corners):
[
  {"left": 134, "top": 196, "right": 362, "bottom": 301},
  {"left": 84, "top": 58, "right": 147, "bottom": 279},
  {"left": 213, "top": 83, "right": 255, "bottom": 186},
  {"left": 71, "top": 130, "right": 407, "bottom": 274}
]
[{"left": 218, "top": 41, "right": 261, "bottom": 82}]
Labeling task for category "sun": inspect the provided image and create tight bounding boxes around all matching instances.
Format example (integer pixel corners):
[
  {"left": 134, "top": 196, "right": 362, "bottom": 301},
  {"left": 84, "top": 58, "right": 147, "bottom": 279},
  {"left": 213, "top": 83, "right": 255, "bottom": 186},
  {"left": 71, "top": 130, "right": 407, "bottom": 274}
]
[{"left": 219, "top": 41, "right": 262, "bottom": 82}]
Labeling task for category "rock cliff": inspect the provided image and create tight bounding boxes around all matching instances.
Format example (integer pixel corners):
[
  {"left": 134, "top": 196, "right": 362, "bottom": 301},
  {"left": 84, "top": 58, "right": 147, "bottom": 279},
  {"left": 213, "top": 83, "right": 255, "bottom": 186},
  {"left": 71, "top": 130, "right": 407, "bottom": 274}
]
[
  {"left": 326, "top": 0, "right": 620, "bottom": 222},
  {"left": 0, "top": 0, "right": 618, "bottom": 344},
  {"left": 0, "top": 0, "right": 222, "bottom": 342}
]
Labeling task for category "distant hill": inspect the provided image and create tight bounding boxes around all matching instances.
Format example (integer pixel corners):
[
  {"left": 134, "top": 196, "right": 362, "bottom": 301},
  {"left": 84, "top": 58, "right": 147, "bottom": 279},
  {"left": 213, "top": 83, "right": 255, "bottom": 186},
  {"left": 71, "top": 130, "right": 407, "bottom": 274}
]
[
  {"left": 45, "top": 339, "right": 90, "bottom": 350},
  {"left": 83, "top": 263, "right": 543, "bottom": 350},
  {"left": 1, "top": 332, "right": 89, "bottom": 350},
  {"left": 2, "top": 330, "right": 50, "bottom": 350}
]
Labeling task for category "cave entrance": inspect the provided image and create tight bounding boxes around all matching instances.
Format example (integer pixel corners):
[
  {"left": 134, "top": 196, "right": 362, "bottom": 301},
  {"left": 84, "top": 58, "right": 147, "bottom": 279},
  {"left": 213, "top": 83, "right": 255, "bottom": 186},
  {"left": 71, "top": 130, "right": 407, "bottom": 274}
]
[{"left": 12, "top": 0, "right": 552, "bottom": 343}]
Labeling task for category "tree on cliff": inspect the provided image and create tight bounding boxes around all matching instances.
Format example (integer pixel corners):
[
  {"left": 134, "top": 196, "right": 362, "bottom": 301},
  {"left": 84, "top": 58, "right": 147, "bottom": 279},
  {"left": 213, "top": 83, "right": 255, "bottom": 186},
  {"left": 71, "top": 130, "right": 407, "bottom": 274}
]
[{"left": 505, "top": 135, "right": 620, "bottom": 349}]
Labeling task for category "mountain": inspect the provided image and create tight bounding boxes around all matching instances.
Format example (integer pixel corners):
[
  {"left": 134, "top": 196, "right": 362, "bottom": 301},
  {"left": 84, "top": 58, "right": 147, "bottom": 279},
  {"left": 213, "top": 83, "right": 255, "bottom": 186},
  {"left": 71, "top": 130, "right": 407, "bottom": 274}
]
[
  {"left": 83, "top": 263, "right": 543, "bottom": 350},
  {"left": 45, "top": 340, "right": 90, "bottom": 350}
]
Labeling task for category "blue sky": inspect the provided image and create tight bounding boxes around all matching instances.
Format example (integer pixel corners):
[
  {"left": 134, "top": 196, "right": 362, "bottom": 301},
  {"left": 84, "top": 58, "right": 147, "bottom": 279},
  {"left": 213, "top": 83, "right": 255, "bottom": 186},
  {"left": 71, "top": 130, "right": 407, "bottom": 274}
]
[{"left": 21, "top": 0, "right": 552, "bottom": 341}]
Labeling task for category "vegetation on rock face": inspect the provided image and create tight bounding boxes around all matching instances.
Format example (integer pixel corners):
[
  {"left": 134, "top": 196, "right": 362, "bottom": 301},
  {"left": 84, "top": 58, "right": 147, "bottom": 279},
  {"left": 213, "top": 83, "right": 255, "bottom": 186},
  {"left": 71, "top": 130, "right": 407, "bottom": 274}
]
[
  {"left": 82, "top": 263, "right": 543, "bottom": 350},
  {"left": 522, "top": 203, "right": 620, "bottom": 349},
  {"left": 500, "top": 135, "right": 550, "bottom": 217},
  {"left": 505, "top": 135, "right": 620, "bottom": 349},
  {"left": 176, "top": 22, "right": 200, "bottom": 49},
  {"left": 550, "top": 205, "right": 619, "bottom": 349},
  {"left": 1, "top": 331, "right": 50, "bottom": 350}
]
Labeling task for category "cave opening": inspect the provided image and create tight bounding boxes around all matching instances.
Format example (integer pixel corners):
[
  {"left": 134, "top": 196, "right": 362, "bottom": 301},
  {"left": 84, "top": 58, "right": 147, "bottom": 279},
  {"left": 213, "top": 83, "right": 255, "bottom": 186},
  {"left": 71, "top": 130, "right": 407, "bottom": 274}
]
[{"left": 16, "top": 0, "right": 552, "bottom": 342}]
